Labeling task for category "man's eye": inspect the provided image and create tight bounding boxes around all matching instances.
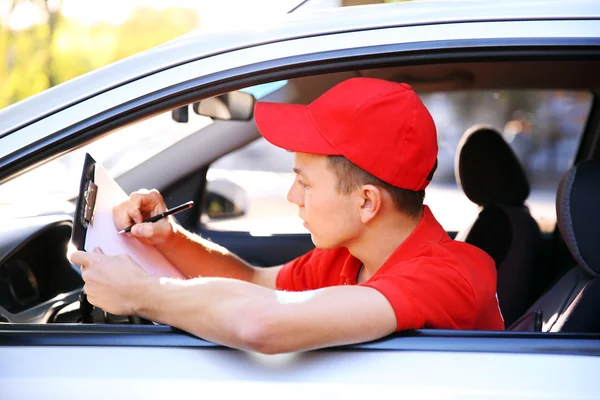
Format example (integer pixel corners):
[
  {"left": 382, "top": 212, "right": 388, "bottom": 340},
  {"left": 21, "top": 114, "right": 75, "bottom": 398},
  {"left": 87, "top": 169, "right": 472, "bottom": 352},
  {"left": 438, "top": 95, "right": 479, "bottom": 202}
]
[{"left": 297, "top": 180, "right": 308, "bottom": 188}]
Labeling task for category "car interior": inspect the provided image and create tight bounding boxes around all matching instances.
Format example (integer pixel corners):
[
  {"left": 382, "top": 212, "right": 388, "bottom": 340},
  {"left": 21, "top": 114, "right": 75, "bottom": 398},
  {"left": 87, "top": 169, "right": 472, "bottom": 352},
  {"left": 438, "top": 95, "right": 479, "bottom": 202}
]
[
  {"left": 1, "top": 58, "right": 600, "bottom": 339},
  {"left": 454, "top": 125, "right": 542, "bottom": 328}
]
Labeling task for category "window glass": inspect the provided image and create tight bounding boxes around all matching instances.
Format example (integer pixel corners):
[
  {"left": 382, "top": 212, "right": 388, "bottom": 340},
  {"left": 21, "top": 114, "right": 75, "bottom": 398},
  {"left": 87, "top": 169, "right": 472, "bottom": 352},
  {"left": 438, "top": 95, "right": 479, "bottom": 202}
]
[{"left": 203, "top": 90, "right": 592, "bottom": 234}]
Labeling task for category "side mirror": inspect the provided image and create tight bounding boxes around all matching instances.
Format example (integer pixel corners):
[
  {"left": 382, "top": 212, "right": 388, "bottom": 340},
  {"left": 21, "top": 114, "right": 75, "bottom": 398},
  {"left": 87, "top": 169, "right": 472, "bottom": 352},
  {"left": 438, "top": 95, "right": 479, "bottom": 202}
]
[
  {"left": 193, "top": 91, "right": 255, "bottom": 121},
  {"left": 203, "top": 178, "right": 249, "bottom": 219}
]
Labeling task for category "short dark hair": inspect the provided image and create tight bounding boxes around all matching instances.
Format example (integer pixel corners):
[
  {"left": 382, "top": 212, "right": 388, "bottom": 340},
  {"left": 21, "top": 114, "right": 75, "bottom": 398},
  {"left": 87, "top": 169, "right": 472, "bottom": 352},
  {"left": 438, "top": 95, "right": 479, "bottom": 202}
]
[{"left": 327, "top": 155, "right": 425, "bottom": 216}]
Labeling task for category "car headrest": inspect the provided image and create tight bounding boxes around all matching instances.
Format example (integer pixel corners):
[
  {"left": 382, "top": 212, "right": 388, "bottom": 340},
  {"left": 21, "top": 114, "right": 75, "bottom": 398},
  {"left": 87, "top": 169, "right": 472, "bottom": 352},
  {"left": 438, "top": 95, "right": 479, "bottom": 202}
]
[
  {"left": 557, "top": 160, "right": 600, "bottom": 276},
  {"left": 455, "top": 125, "right": 530, "bottom": 206}
]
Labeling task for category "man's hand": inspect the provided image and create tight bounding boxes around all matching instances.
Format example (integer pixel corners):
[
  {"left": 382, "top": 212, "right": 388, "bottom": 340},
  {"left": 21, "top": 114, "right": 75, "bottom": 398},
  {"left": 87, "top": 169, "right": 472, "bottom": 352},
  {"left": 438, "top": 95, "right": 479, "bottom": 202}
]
[
  {"left": 113, "top": 189, "right": 176, "bottom": 246},
  {"left": 69, "top": 248, "right": 154, "bottom": 316},
  {"left": 112, "top": 189, "right": 280, "bottom": 288}
]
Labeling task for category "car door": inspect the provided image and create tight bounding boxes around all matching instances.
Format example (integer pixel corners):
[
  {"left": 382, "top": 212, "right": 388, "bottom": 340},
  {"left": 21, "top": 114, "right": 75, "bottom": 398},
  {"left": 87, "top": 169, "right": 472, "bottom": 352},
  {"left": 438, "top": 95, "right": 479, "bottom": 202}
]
[{"left": 2, "top": 4, "right": 600, "bottom": 399}]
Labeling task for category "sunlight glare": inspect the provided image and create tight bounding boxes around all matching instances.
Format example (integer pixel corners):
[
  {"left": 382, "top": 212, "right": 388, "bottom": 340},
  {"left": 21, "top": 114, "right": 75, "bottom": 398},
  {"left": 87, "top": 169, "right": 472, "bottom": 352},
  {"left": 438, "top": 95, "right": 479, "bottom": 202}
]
[
  {"left": 8, "top": 1, "right": 46, "bottom": 31},
  {"left": 61, "top": 0, "right": 132, "bottom": 26},
  {"left": 276, "top": 290, "right": 315, "bottom": 305}
]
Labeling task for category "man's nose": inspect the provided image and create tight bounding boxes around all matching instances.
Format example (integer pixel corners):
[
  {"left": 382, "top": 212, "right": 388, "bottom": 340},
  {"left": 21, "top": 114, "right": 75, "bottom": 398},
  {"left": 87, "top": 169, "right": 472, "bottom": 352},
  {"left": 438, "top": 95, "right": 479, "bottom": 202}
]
[{"left": 287, "top": 184, "right": 304, "bottom": 207}]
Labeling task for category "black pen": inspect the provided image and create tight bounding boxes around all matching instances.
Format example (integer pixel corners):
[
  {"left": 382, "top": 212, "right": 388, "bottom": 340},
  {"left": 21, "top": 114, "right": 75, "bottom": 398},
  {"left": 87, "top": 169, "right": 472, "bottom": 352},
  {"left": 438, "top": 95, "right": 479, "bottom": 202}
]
[{"left": 117, "top": 201, "right": 194, "bottom": 235}]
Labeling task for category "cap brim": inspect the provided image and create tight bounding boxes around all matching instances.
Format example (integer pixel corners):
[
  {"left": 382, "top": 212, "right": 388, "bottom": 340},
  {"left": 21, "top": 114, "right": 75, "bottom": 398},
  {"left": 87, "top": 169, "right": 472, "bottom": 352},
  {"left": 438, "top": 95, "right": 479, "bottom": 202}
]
[{"left": 254, "top": 102, "right": 341, "bottom": 155}]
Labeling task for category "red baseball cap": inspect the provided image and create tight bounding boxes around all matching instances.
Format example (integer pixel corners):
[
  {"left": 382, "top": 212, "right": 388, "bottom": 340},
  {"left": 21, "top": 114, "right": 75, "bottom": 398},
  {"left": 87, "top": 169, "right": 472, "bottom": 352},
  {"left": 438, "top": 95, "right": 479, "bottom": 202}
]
[{"left": 254, "top": 77, "right": 438, "bottom": 191}]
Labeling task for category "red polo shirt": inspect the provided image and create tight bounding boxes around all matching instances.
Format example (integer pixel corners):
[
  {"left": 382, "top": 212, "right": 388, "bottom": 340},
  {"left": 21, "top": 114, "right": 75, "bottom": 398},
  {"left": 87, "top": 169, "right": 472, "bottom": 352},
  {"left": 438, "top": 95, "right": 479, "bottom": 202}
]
[{"left": 276, "top": 206, "right": 504, "bottom": 331}]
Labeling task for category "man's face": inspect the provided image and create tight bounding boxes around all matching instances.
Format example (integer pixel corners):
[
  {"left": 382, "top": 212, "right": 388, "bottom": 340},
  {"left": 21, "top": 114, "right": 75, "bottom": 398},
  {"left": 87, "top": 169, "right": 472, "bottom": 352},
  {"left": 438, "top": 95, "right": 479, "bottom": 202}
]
[{"left": 287, "top": 153, "right": 362, "bottom": 249}]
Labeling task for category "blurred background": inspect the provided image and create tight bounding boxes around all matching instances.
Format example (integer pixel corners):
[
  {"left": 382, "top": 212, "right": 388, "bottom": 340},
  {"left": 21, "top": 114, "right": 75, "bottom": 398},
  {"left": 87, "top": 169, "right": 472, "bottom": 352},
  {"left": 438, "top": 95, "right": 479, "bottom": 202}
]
[{"left": 0, "top": 0, "right": 409, "bottom": 109}]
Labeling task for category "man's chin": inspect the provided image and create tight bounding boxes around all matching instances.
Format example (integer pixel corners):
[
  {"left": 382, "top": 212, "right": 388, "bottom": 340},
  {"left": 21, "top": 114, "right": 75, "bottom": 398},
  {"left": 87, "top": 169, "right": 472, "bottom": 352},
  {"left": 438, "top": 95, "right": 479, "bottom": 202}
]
[{"left": 310, "top": 234, "right": 338, "bottom": 250}]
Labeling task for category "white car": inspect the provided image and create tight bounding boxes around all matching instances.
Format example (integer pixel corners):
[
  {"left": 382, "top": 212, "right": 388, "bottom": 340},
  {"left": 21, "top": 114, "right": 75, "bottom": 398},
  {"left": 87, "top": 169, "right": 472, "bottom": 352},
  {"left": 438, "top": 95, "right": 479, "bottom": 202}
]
[{"left": 1, "top": 1, "right": 600, "bottom": 398}]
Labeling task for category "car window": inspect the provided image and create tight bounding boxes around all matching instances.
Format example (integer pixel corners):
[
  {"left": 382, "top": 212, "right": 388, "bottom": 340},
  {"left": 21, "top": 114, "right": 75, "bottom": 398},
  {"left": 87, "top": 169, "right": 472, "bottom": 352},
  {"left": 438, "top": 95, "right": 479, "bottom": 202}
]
[
  {"left": 0, "top": 110, "right": 211, "bottom": 218},
  {"left": 202, "top": 90, "right": 592, "bottom": 234}
]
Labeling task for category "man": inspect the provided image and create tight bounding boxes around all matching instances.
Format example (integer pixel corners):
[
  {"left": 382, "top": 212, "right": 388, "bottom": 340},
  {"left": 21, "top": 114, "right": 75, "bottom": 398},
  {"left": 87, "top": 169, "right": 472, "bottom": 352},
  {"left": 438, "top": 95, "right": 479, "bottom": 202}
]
[{"left": 70, "top": 78, "right": 504, "bottom": 354}]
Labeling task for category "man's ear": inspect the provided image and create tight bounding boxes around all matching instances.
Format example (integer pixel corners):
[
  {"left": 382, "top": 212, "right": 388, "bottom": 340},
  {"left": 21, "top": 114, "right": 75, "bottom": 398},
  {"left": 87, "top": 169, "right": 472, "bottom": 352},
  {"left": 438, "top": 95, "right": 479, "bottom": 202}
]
[{"left": 358, "top": 184, "right": 383, "bottom": 224}]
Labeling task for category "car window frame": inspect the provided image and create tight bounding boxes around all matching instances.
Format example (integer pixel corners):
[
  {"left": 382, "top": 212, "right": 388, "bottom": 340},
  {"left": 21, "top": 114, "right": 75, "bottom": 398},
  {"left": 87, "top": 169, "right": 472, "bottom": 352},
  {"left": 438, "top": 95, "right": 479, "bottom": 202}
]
[
  {"left": 1, "top": 22, "right": 600, "bottom": 352},
  {"left": 2, "top": 323, "right": 600, "bottom": 357}
]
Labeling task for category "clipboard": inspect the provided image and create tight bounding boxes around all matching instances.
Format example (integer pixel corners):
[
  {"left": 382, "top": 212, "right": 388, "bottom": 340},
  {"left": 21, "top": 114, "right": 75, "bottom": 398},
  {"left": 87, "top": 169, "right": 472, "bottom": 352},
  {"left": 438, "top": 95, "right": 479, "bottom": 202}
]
[
  {"left": 70, "top": 153, "right": 185, "bottom": 279},
  {"left": 71, "top": 153, "right": 97, "bottom": 251}
]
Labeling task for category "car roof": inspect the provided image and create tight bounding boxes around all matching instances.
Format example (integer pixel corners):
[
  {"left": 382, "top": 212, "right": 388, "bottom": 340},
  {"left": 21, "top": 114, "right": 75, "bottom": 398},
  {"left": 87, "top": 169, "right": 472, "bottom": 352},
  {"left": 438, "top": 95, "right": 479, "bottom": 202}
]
[{"left": 1, "top": 0, "right": 599, "bottom": 138}]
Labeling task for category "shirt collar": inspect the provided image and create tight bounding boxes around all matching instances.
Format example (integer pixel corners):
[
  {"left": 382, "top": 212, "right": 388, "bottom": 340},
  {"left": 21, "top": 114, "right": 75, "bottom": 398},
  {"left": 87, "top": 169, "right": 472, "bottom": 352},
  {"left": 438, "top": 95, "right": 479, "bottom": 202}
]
[
  {"left": 340, "top": 206, "right": 447, "bottom": 283},
  {"left": 383, "top": 205, "right": 447, "bottom": 266}
]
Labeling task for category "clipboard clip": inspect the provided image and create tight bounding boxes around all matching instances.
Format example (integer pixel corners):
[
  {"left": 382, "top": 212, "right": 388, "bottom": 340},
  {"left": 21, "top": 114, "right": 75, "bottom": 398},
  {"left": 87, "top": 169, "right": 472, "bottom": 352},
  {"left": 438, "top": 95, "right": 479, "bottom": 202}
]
[{"left": 81, "top": 180, "right": 98, "bottom": 228}]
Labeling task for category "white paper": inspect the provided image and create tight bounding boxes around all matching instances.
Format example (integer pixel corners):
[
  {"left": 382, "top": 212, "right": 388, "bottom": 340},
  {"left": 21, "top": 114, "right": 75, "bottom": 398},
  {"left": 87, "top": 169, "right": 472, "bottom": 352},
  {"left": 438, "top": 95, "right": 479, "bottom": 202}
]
[{"left": 84, "top": 163, "right": 185, "bottom": 279}]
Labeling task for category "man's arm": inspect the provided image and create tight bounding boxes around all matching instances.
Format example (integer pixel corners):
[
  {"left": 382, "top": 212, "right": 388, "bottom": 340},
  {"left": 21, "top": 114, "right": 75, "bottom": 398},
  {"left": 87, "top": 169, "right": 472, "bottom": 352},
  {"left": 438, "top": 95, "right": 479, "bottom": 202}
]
[
  {"left": 154, "top": 224, "right": 282, "bottom": 288},
  {"left": 69, "top": 250, "right": 396, "bottom": 354},
  {"left": 112, "top": 189, "right": 281, "bottom": 288},
  {"left": 136, "top": 275, "right": 396, "bottom": 354}
]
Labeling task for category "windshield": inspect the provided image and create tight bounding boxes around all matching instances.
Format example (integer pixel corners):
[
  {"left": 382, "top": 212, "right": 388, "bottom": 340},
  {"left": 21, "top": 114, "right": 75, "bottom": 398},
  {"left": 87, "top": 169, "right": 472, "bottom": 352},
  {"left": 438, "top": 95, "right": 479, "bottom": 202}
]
[
  {"left": 0, "top": 81, "right": 286, "bottom": 218},
  {"left": 0, "top": 111, "right": 211, "bottom": 218}
]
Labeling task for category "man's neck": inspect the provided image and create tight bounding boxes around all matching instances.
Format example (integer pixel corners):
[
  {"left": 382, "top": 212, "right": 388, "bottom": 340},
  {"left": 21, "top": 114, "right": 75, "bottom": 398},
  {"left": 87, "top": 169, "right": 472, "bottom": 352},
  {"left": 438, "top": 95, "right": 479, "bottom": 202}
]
[{"left": 349, "top": 209, "right": 424, "bottom": 281}]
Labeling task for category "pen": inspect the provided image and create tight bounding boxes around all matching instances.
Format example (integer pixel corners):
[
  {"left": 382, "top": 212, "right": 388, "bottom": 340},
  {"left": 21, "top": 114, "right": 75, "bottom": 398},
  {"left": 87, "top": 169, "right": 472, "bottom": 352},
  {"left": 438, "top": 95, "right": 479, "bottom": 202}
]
[{"left": 117, "top": 201, "right": 194, "bottom": 235}]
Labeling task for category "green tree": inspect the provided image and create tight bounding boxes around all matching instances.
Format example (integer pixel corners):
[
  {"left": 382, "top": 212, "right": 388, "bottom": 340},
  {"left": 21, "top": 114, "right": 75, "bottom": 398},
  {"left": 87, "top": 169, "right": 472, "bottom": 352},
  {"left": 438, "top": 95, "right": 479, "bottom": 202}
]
[{"left": 1, "top": 2, "right": 199, "bottom": 109}]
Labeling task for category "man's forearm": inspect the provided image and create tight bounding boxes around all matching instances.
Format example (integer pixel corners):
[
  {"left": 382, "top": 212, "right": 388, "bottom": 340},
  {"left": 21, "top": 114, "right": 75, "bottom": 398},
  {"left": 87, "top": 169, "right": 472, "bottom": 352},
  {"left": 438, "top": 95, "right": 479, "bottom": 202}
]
[
  {"left": 131, "top": 274, "right": 393, "bottom": 355},
  {"left": 135, "top": 276, "right": 276, "bottom": 352},
  {"left": 155, "top": 222, "right": 256, "bottom": 281}
]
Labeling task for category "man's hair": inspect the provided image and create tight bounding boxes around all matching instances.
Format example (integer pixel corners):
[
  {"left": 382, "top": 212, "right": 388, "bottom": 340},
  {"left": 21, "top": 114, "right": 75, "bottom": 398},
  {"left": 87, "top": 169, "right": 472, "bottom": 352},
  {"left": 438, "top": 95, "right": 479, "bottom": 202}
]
[{"left": 327, "top": 155, "right": 425, "bottom": 216}]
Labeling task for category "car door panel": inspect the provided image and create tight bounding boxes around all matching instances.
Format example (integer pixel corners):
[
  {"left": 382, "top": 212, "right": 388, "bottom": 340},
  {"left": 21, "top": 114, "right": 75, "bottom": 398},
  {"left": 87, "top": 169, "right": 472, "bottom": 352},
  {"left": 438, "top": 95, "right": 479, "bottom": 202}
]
[{"left": 2, "top": 326, "right": 600, "bottom": 399}]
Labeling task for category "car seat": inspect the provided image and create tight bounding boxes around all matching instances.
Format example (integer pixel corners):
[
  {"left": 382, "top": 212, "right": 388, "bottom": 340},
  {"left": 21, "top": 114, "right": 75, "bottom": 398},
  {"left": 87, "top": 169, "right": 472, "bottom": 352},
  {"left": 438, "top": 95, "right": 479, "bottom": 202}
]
[
  {"left": 510, "top": 159, "right": 600, "bottom": 332},
  {"left": 454, "top": 125, "right": 542, "bottom": 327}
]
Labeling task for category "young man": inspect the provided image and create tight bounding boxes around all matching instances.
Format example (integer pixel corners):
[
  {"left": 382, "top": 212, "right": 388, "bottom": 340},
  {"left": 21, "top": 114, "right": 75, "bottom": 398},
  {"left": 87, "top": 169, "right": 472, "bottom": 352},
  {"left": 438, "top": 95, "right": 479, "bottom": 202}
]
[{"left": 70, "top": 78, "right": 504, "bottom": 354}]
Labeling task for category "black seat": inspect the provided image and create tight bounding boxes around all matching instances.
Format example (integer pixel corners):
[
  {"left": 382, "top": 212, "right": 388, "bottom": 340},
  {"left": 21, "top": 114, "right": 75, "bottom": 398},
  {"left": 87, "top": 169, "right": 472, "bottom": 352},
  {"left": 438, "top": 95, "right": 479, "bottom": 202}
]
[
  {"left": 510, "top": 160, "right": 600, "bottom": 332},
  {"left": 455, "top": 125, "right": 542, "bottom": 327}
]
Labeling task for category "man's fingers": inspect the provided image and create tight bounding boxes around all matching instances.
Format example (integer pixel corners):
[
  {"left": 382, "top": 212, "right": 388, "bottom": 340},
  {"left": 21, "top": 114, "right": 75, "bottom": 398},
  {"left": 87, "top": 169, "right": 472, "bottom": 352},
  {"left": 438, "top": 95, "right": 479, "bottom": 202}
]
[
  {"left": 132, "top": 190, "right": 165, "bottom": 214},
  {"left": 113, "top": 200, "right": 138, "bottom": 231},
  {"left": 69, "top": 250, "right": 93, "bottom": 266},
  {"left": 93, "top": 247, "right": 104, "bottom": 254},
  {"left": 131, "top": 221, "right": 169, "bottom": 239},
  {"left": 127, "top": 195, "right": 145, "bottom": 225},
  {"left": 113, "top": 189, "right": 167, "bottom": 231},
  {"left": 113, "top": 192, "right": 147, "bottom": 230},
  {"left": 131, "top": 223, "right": 150, "bottom": 238},
  {"left": 69, "top": 249, "right": 107, "bottom": 265}
]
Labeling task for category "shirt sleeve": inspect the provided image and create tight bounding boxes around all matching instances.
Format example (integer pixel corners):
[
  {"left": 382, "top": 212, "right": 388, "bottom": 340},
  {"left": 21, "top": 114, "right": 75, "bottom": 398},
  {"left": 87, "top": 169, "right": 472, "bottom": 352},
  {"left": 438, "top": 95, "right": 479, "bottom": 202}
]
[
  {"left": 362, "top": 258, "right": 477, "bottom": 331},
  {"left": 276, "top": 249, "right": 319, "bottom": 291}
]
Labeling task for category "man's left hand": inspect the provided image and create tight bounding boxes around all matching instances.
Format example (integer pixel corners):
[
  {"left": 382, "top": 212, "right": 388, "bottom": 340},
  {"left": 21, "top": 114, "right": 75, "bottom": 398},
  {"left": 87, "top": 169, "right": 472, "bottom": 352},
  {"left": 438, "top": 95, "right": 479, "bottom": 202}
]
[{"left": 69, "top": 248, "right": 152, "bottom": 316}]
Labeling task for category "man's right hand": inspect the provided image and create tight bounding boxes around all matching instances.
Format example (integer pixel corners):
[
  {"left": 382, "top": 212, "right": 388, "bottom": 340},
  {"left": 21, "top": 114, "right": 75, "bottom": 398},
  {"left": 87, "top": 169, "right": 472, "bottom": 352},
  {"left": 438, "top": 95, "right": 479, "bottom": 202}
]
[
  {"left": 113, "top": 188, "right": 281, "bottom": 288},
  {"left": 113, "top": 189, "right": 177, "bottom": 246}
]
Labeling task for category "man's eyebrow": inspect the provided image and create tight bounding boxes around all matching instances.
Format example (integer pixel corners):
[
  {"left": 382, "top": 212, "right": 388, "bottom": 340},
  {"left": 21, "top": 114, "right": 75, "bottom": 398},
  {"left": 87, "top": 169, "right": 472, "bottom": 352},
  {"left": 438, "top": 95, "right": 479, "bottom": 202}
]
[{"left": 293, "top": 167, "right": 312, "bottom": 181}]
